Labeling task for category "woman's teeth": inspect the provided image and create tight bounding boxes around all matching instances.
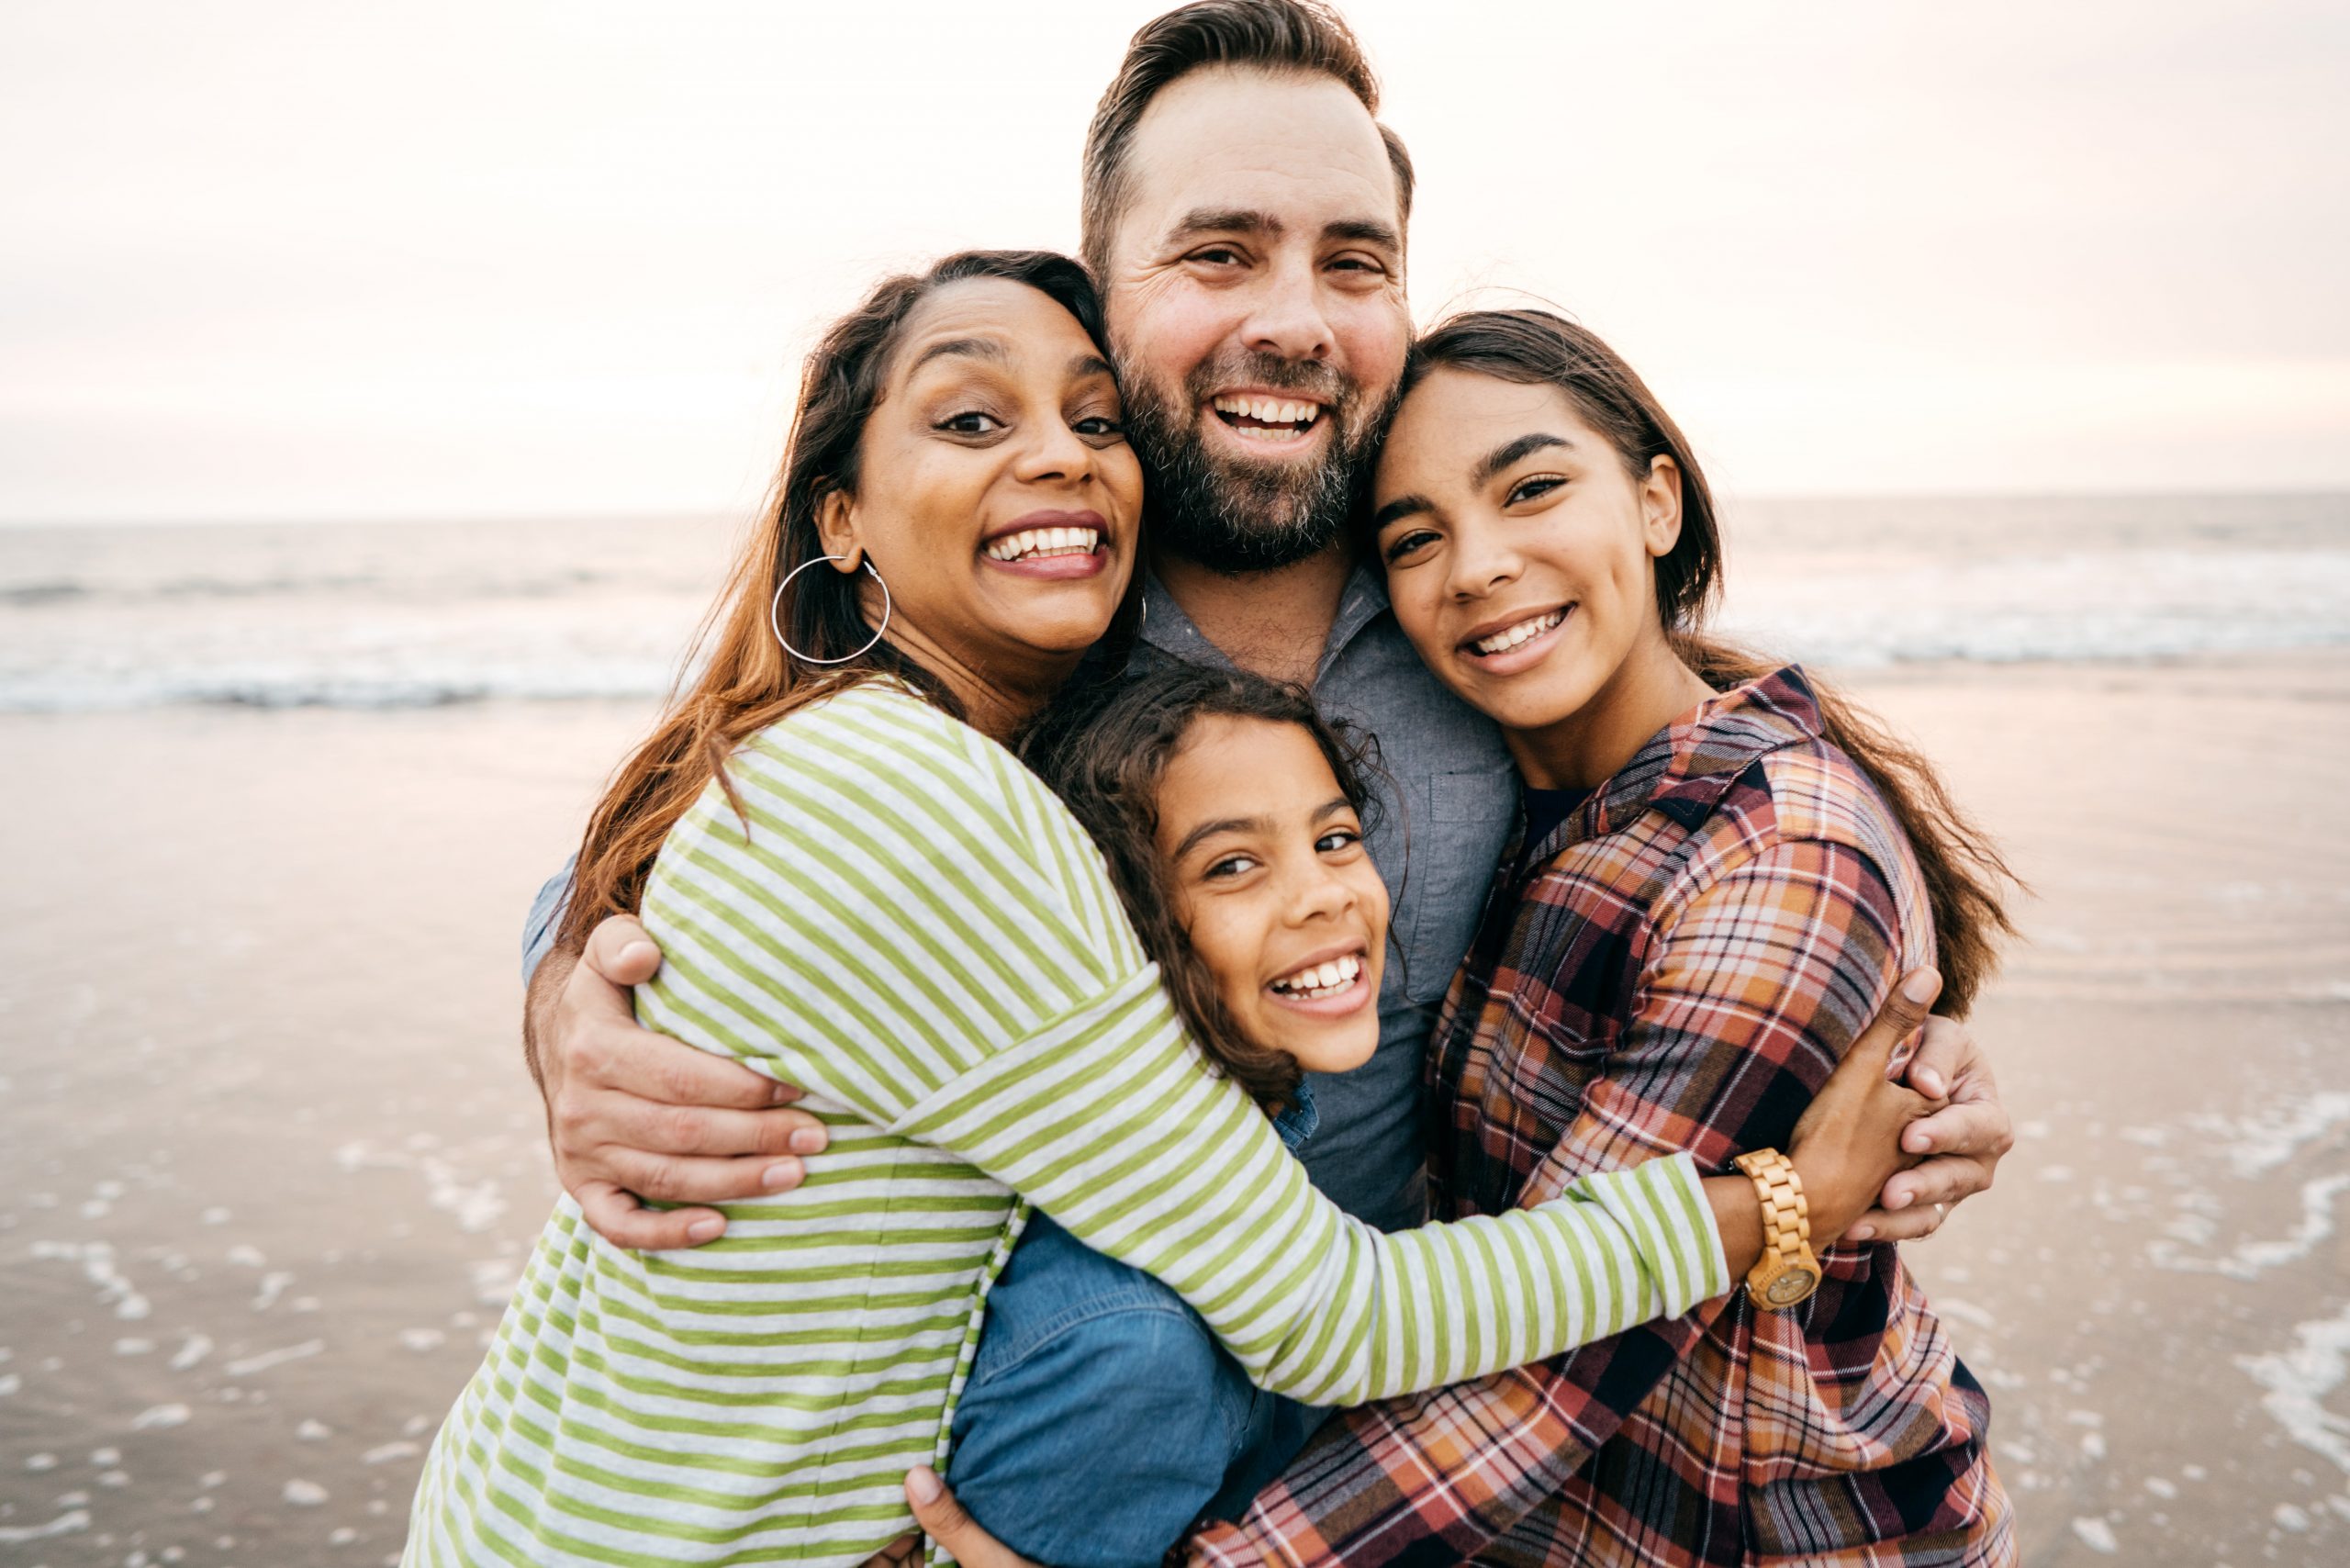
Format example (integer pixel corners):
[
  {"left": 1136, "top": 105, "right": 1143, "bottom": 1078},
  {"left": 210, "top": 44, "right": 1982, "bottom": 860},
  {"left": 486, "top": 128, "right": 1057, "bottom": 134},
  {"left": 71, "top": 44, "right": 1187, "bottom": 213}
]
[
  {"left": 986, "top": 526, "right": 1101, "bottom": 563},
  {"left": 1472, "top": 608, "right": 1567, "bottom": 655},
  {"left": 1212, "top": 395, "right": 1323, "bottom": 444},
  {"left": 1270, "top": 951, "right": 1363, "bottom": 999}
]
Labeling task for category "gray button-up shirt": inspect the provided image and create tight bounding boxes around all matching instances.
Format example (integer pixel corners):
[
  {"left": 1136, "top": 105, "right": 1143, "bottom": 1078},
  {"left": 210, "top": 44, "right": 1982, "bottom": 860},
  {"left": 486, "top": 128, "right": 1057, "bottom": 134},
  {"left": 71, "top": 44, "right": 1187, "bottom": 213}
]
[{"left": 521, "top": 562, "right": 1519, "bottom": 1234}]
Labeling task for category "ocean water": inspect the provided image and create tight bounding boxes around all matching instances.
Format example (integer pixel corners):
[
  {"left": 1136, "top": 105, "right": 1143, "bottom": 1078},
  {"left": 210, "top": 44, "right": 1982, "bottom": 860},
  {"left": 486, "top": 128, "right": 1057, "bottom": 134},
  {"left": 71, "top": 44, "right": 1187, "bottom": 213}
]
[{"left": 0, "top": 494, "right": 2345, "bottom": 712}]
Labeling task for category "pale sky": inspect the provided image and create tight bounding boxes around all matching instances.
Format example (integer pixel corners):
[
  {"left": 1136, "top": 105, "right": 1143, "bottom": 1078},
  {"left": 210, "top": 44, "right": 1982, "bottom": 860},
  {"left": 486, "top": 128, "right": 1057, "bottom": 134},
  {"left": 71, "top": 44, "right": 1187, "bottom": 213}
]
[{"left": 3, "top": 0, "right": 2344, "bottom": 523}]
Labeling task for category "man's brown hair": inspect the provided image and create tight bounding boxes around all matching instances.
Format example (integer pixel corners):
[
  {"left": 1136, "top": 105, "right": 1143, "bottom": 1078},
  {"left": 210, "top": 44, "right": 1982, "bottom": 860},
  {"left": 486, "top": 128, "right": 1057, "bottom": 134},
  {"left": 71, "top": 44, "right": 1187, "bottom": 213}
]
[{"left": 1080, "top": 0, "right": 1414, "bottom": 278}]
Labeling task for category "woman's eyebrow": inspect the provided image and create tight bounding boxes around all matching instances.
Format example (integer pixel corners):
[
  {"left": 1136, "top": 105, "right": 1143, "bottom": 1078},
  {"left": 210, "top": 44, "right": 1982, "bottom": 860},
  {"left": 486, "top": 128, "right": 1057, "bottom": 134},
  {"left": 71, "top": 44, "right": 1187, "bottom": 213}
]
[
  {"left": 906, "top": 336, "right": 1011, "bottom": 375},
  {"left": 1069, "top": 353, "right": 1116, "bottom": 381},
  {"left": 1311, "top": 799, "right": 1354, "bottom": 824}
]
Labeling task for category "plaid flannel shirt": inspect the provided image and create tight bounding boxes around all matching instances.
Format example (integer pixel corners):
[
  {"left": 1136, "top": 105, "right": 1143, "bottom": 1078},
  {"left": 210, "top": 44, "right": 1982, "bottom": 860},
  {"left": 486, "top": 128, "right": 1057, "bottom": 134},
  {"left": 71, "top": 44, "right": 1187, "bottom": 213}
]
[{"left": 1185, "top": 667, "right": 2011, "bottom": 1566}]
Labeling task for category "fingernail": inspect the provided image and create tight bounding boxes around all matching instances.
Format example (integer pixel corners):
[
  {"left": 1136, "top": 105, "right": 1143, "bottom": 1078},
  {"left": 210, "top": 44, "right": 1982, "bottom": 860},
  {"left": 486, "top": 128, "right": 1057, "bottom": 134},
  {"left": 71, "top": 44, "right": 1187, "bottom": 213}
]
[
  {"left": 1914, "top": 1068, "right": 1946, "bottom": 1098},
  {"left": 762, "top": 1160, "right": 800, "bottom": 1192},
  {"left": 1886, "top": 1190, "right": 1912, "bottom": 1210},
  {"left": 1906, "top": 1128, "right": 1933, "bottom": 1153},
  {"left": 620, "top": 941, "right": 658, "bottom": 968},
  {"left": 1847, "top": 1225, "right": 1874, "bottom": 1242},
  {"left": 686, "top": 1217, "right": 724, "bottom": 1243},
  {"left": 1901, "top": 969, "right": 1940, "bottom": 1004},
  {"left": 907, "top": 1465, "right": 942, "bottom": 1506},
  {"left": 769, "top": 1082, "right": 800, "bottom": 1105},
  {"left": 789, "top": 1127, "right": 827, "bottom": 1156}
]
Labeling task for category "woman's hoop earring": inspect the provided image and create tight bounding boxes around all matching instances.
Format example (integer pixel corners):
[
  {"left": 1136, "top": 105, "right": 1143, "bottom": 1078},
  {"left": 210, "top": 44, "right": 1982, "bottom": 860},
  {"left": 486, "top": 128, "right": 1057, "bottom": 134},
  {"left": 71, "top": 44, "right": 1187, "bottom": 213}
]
[{"left": 771, "top": 555, "right": 891, "bottom": 666}]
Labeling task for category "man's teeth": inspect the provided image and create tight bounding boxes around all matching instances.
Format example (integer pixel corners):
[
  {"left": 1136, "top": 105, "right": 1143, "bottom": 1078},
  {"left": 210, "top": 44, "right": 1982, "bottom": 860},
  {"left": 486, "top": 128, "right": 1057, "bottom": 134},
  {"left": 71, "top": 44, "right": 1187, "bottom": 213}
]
[
  {"left": 1211, "top": 395, "right": 1324, "bottom": 442},
  {"left": 1472, "top": 609, "right": 1567, "bottom": 655},
  {"left": 986, "top": 526, "right": 1102, "bottom": 562},
  {"left": 1270, "top": 952, "right": 1364, "bottom": 999}
]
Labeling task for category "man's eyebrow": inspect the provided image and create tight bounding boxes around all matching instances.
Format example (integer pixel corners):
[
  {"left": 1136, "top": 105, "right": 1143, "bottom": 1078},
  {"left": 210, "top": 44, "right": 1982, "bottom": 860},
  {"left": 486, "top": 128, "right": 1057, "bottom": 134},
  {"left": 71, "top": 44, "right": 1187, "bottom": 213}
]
[
  {"left": 1325, "top": 218, "right": 1402, "bottom": 252},
  {"left": 905, "top": 336, "right": 1010, "bottom": 375},
  {"left": 1473, "top": 432, "right": 1572, "bottom": 487},
  {"left": 1173, "top": 813, "right": 1269, "bottom": 862},
  {"left": 1167, "top": 207, "right": 1281, "bottom": 243}
]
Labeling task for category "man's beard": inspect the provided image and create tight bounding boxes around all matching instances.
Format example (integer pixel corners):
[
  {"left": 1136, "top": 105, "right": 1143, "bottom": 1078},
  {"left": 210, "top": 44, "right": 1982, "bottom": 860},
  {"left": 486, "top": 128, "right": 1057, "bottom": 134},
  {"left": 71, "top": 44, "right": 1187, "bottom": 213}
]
[{"left": 1118, "top": 349, "right": 1395, "bottom": 574}]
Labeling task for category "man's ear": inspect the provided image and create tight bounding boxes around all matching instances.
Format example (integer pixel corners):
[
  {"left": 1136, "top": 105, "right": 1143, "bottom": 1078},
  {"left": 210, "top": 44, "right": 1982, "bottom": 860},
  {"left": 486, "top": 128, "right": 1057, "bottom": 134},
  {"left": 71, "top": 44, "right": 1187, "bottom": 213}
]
[
  {"left": 1640, "top": 457, "right": 1684, "bottom": 559},
  {"left": 814, "top": 487, "right": 863, "bottom": 573}
]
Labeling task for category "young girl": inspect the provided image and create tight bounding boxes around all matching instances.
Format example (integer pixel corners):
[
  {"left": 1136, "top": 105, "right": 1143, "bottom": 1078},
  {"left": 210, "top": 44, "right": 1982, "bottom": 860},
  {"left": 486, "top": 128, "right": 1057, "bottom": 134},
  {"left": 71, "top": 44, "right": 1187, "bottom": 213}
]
[
  {"left": 933, "top": 661, "right": 1936, "bottom": 1566},
  {"left": 1181, "top": 310, "right": 2020, "bottom": 1563},
  {"left": 404, "top": 261, "right": 1924, "bottom": 1568}
]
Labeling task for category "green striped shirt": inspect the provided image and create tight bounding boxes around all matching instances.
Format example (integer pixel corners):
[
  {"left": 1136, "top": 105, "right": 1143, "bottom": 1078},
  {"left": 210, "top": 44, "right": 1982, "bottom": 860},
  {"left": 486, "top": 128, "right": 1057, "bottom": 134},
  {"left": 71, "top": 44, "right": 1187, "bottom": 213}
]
[{"left": 407, "top": 682, "right": 1729, "bottom": 1566}]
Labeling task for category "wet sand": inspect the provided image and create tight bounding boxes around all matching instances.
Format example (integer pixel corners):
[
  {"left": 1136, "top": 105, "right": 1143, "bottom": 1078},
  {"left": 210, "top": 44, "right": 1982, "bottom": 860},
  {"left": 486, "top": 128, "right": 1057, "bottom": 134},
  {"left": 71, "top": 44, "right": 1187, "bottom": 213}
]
[{"left": 3, "top": 653, "right": 2346, "bottom": 1565}]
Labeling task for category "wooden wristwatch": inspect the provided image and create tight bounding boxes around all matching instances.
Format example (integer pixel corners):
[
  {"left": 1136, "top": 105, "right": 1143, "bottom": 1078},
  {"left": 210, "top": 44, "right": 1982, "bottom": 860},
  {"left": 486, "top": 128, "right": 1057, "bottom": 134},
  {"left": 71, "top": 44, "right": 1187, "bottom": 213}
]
[{"left": 1732, "top": 1148, "right": 1821, "bottom": 1310}]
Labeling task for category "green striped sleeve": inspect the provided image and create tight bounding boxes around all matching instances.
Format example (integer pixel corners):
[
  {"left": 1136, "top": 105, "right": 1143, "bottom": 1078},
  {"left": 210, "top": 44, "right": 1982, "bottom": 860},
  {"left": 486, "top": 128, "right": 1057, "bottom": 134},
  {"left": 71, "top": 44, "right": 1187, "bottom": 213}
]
[{"left": 889, "top": 978, "right": 1729, "bottom": 1406}]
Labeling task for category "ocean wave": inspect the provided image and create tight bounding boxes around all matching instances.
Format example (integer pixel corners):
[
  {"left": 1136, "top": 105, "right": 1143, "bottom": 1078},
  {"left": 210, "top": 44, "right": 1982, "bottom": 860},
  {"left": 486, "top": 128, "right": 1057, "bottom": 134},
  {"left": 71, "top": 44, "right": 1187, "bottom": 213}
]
[
  {"left": 0, "top": 567, "right": 638, "bottom": 606},
  {"left": 0, "top": 661, "right": 683, "bottom": 713},
  {"left": 0, "top": 580, "right": 90, "bottom": 606}
]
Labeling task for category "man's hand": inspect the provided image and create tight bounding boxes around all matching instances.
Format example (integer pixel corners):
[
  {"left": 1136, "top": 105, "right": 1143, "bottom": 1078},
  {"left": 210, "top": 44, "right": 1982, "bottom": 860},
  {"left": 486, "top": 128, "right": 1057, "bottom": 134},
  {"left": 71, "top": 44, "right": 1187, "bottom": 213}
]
[
  {"left": 525, "top": 913, "right": 828, "bottom": 1250},
  {"left": 898, "top": 1468, "right": 1040, "bottom": 1568},
  {"left": 1842, "top": 969, "right": 2016, "bottom": 1243}
]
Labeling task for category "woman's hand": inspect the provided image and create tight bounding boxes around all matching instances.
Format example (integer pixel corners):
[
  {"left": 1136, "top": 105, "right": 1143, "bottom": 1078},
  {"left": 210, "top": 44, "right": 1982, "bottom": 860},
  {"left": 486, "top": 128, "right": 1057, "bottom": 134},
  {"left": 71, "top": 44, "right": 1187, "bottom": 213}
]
[{"left": 1785, "top": 970, "right": 1947, "bottom": 1246}]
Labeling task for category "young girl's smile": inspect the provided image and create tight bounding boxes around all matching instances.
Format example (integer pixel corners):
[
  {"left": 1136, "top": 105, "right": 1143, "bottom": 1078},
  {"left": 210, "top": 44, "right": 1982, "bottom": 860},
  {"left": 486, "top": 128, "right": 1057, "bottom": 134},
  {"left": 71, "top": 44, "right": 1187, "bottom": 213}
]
[{"left": 1152, "top": 713, "right": 1389, "bottom": 1076}]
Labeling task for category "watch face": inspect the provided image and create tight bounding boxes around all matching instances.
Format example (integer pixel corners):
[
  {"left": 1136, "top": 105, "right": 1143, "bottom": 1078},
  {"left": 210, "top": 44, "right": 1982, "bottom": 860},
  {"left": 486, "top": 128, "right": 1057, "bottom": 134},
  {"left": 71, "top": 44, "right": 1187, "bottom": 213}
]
[{"left": 1766, "top": 1269, "right": 1818, "bottom": 1305}]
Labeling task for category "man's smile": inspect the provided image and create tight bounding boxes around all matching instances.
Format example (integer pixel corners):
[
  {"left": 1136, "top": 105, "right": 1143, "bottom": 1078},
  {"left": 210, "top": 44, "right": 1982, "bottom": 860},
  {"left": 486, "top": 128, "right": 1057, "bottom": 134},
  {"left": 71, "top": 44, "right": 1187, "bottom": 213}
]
[{"left": 1208, "top": 390, "right": 1326, "bottom": 445}]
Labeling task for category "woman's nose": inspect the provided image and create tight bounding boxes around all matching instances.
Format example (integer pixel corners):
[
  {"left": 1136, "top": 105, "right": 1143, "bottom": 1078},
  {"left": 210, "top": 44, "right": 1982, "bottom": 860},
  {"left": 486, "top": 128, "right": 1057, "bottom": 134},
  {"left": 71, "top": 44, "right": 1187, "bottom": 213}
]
[{"left": 1012, "top": 417, "right": 1095, "bottom": 487}]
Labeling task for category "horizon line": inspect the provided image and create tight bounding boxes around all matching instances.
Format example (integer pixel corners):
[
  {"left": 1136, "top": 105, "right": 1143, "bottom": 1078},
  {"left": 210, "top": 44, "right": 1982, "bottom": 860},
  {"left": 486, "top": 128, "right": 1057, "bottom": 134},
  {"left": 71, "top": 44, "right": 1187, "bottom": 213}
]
[{"left": 5, "top": 484, "right": 2347, "bottom": 532}]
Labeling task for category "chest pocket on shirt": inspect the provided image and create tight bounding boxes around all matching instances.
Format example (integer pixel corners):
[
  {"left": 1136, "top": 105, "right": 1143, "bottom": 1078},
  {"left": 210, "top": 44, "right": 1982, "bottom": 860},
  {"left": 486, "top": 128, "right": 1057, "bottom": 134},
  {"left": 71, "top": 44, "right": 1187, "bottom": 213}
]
[{"left": 1396, "top": 767, "right": 1515, "bottom": 1006}]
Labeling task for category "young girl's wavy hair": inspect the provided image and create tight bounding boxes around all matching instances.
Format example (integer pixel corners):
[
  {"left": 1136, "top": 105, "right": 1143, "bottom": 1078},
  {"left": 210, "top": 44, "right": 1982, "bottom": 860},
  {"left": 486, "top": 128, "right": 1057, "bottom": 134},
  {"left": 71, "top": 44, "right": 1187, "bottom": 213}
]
[{"left": 1024, "top": 663, "right": 1384, "bottom": 1108}]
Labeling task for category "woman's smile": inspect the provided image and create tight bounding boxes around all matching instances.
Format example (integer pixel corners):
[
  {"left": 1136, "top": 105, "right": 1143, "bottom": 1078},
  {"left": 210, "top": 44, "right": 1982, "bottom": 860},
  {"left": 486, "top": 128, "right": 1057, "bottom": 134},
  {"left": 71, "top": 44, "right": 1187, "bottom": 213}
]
[{"left": 980, "top": 509, "right": 1110, "bottom": 578}]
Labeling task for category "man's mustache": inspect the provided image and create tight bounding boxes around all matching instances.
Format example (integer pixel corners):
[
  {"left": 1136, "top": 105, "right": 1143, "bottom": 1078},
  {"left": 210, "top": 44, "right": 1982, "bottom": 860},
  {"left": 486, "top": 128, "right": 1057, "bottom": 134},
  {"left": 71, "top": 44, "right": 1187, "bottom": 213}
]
[{"left": 1180, "top": 351, "right": 1355, "bottom": 412}]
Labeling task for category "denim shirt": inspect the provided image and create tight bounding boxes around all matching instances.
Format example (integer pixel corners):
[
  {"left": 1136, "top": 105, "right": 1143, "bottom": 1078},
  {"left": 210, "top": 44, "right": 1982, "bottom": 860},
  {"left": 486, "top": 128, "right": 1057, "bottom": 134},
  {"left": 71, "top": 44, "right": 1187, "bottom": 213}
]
[
  {"left": 946, "top": 1086, "right": 1330, "bottom": 1568},
  {"left": 520, "top": 563, "right": 1519, "bottom": 1234}
]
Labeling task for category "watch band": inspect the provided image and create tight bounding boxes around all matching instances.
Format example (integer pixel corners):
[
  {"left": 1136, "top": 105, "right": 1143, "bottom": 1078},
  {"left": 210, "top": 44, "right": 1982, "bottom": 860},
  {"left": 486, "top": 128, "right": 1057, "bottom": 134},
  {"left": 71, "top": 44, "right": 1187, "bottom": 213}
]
[
  {"left": 1732, "top": 1148, "right": 1819, "bottom": 1310},
  {"left": 1739, "top": 1148, "right": 1810, "bottom": 1256}
]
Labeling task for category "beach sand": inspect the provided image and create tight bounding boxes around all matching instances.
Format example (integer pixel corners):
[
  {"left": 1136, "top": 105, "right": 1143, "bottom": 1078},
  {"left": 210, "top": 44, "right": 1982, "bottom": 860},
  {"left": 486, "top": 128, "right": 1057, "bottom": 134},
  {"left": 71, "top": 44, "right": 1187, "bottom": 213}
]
[{"left": 3, "top": 652, "right": 2346, "bottom": 1565}]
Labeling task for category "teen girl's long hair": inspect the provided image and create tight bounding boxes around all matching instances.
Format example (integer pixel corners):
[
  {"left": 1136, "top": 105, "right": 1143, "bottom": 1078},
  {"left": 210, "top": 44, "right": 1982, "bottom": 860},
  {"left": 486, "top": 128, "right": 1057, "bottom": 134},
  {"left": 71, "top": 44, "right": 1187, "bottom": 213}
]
[
  {"left": 554, "top": 251, "right": 1113, "bottom": 958},
  {"left": 1400, "top": 309, "right": 2019, "bottom": 1014}
]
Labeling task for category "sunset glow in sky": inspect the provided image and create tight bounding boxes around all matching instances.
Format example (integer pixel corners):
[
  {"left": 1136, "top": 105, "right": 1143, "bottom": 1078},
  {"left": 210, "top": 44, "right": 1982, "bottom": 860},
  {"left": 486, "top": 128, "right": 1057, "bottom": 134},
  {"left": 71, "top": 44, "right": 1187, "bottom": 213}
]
[{"left": 4, "top": 0, "right": 2345, "bottom": 522}]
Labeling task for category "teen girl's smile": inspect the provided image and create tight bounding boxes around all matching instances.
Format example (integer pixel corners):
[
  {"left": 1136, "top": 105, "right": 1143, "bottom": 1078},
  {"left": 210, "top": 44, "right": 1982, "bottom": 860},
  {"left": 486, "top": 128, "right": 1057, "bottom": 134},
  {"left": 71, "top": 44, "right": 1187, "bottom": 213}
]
[
  {"left": 1371, "top": 369, "right": 1707, "bottom": 790},
  {"left": 1153, "top": 713, "right": 1389, "bottom": 1075}
]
